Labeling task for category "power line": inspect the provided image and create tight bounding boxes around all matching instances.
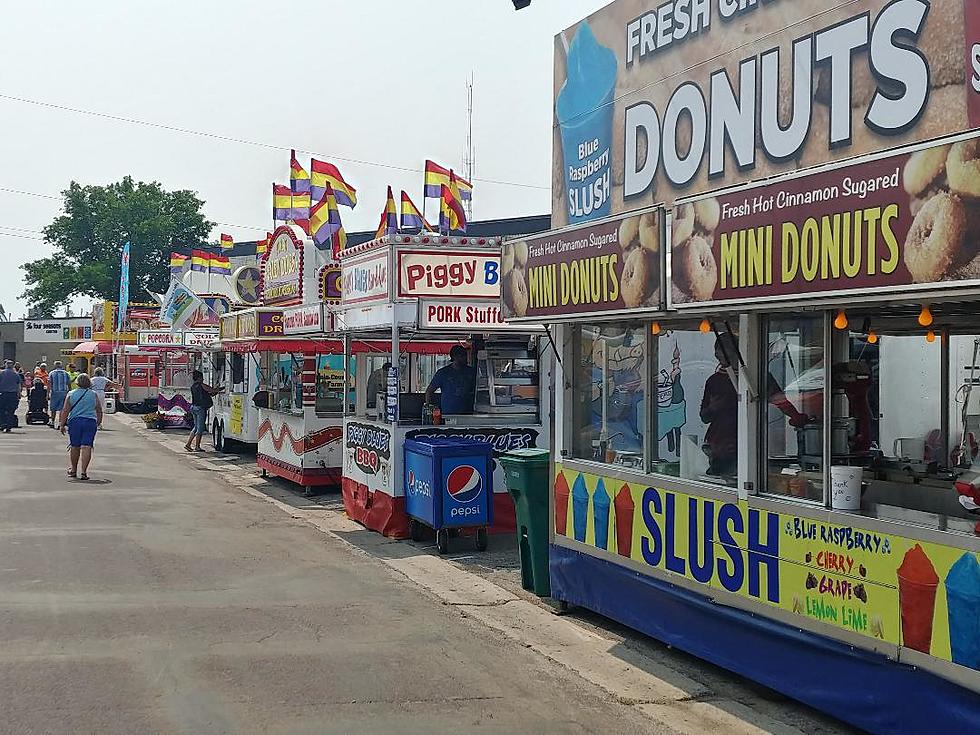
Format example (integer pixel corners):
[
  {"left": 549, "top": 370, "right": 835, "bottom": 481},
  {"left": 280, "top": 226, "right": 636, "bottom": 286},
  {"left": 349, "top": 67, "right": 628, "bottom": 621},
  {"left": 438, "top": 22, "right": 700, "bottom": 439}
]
[
  {"left": 0, "top": 92, "right": 551, "bottom": 191},
  {"left": 0, "top": 185, "right": 271, "bottom": 235}
]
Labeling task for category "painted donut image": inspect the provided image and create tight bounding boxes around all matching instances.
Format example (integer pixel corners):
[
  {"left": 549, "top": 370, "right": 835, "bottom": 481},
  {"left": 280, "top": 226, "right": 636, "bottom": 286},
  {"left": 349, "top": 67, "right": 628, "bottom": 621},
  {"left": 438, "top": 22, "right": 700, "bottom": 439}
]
[
  {"left": 638, "top": 210, "right": 659, "bottom": 252},
  {"left": 693, "top": 197, "right": 721, "bottom": 233},
  {"left": 903, "top": 145, "right": 951, "bottom": 198},
  {"left": 675, "top": 235, "right": 718, "bottom": 301},
  {"left": 618, "top": 215, "right": 640, "bottom": 250},
  {"left": 503, "top": 267, "right": 529, "bottom": 317},
  {"left": 671, "top": 203, "right": 695, "bottom": 248},
  {"left": 904, "top": 192, "right": 967, "bottom": 283},
  {"left": 620, "top": 247, "right": 654, "bottom": 308},
  {"left": 947, "top": 140, "right": 980, "bottom": 200}
]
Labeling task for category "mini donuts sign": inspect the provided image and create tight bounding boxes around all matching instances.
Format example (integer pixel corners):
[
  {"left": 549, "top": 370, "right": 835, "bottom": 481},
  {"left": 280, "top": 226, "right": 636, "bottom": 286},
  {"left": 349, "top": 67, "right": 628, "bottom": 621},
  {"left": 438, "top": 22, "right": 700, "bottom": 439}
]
[
  {"left": 671, "top": 131, "right": 980, "bottom": 307},
  {"left": 554, "top": 0, "right": 980, "bottom": 228},
  {"left": 501, "top": 206, "right": 663, "bottom": 321}
]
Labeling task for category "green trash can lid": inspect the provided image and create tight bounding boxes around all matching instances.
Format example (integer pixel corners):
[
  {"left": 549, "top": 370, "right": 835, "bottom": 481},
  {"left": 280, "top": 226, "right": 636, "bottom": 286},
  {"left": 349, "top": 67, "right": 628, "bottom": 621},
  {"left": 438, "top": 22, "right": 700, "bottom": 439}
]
[{"left": 501, "top": 448, "right": 550, "bottom": 462}]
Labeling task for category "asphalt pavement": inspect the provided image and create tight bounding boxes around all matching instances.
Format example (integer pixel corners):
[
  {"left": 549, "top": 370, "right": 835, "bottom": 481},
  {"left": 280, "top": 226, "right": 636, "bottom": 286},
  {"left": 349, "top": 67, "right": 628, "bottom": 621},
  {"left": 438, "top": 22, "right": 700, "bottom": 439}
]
[{"left": 0, "top": 411, "right": 664, "bottom": 735}]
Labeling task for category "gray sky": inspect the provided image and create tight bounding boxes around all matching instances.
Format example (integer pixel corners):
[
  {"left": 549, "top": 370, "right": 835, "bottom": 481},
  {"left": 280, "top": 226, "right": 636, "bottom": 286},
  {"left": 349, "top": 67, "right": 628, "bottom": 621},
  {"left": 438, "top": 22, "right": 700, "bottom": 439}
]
[{"left": 0, "top": 0, "right": 607, "bottom": 319}]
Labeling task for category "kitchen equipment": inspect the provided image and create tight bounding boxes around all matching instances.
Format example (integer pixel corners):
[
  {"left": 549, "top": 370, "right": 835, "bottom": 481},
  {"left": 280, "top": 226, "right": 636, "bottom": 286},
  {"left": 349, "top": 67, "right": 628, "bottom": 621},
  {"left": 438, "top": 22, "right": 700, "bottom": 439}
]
[
  {"left": 894, "top": 437, "right": 926, "bottom": 461},
  {"left": 801, "top": 421, "right": 822, "bottom": 456}
]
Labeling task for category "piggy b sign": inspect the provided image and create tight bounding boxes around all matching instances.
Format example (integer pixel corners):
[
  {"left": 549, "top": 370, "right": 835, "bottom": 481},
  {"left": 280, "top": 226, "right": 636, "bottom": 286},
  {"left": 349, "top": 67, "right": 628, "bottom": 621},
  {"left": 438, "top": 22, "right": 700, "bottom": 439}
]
[{"left": 397, "top": 249, "right": 500, "bottom": 299}]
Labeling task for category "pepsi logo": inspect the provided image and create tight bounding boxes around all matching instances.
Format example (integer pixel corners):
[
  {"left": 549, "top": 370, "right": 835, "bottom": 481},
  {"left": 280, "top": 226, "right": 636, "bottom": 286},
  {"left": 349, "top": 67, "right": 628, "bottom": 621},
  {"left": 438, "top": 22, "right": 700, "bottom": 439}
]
[{"left": 446, "top": 465, "right": 483, "bottom": 504}]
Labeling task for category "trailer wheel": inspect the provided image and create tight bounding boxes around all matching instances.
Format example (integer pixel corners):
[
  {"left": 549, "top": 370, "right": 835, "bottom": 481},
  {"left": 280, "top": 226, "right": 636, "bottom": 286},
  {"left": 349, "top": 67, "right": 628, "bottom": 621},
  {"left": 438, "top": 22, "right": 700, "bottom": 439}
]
[
  {"left": 436, "top": 529, "right": 450, "bottom": 555},
  {"left": 409, "top": 519, "right": 425, "bottom": 542},
  {"left": 475, "top": 527, "right": 489, "bottom": 552}
]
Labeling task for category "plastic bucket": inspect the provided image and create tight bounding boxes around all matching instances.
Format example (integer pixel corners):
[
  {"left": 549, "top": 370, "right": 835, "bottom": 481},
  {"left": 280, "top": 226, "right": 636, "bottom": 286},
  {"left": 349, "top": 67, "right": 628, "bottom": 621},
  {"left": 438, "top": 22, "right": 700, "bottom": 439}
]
[{"left": 830, "top": 466, "right": 862, "bottom": 510}]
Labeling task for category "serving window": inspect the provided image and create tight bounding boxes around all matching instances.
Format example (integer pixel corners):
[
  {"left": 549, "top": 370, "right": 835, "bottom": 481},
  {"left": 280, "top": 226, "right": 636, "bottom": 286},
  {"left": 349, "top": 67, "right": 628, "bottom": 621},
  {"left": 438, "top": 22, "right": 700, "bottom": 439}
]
[{"left": 568, "top": 321, "right": 740, "bottom": 487}]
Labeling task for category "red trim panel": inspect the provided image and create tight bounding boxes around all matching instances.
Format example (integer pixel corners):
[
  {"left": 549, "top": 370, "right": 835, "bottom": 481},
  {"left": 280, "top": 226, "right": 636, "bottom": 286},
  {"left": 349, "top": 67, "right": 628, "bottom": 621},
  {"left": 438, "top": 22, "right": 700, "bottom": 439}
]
[
  {"left": 258, "top": 454, "right": 341, "bottom": 487},
  {"left": 341, "top": 478, "right": 410, "bottom": 539}
]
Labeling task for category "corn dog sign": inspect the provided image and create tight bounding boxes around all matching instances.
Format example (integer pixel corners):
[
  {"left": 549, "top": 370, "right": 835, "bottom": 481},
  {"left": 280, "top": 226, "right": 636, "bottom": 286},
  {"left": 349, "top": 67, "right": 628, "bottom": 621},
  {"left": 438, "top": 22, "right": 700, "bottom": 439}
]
[
  {"left": 554, "top": 0, "right": 980, "bottom": 228},
  {"left": 670, "top": 131, "right": 980, "bottom": 306}
]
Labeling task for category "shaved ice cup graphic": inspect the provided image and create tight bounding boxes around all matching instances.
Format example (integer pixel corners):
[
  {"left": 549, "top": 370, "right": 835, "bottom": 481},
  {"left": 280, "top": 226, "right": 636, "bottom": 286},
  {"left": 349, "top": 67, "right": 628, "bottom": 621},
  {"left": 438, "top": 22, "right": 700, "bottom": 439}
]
[
  {"left": 572, "top": 473, "right": 589, "bottom": 543},
  {"left": 946, "top": 553, "right": 980, "bottom": 669},
  {"left": 593, "top": 478, "right": 610, "bottom": 550},
  {"left": 897, "top": 544, "right": 940, "bottom": 654},
  {"left": 614, "top": 484, "right": 635, "bottom": 558},
  {"left": 554, "top": 472, "right": 570, "bottom": 536},
  {"left": 556, "top": 22, "right": 617, "bottom": 224}
]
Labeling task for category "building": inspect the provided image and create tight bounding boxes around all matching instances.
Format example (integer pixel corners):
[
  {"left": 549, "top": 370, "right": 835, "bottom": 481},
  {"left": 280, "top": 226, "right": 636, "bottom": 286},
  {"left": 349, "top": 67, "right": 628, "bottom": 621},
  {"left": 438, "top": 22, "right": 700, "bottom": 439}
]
[{"left": 0, "top": 317, "right": 92, "bottom": 370}]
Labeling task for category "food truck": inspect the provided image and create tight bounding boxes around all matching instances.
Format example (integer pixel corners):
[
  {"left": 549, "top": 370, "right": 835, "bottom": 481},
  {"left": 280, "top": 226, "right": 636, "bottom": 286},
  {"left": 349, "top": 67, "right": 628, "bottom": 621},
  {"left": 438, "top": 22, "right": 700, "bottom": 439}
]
[
  {"left": 339, "top": 233, "right": 550, "bottom": 539},
  {"left": 137, "top": 329, "right": 219, "bottom": 428},
  {"left": 521, "top": 0, "right": 980, "bottom": 730}
]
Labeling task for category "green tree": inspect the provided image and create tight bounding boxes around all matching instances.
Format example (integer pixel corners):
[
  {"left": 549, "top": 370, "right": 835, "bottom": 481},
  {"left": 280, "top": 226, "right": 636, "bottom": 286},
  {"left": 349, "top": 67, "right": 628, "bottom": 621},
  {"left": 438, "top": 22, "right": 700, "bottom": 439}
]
[{"left": 21, "top": 176, "right": 213, "bottom": 315}]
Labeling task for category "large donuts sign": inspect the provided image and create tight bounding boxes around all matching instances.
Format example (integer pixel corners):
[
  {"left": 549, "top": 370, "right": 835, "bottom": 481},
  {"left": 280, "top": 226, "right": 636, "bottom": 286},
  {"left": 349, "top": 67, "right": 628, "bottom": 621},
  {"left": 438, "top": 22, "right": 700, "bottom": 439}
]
[
  {"left": 670, "top": 130, "right": 980, "bottom": 307},
  {"left": 501, "top": 206, "right": 664, "bottom": 321},
  {"left": 555, "top": 0, "right": 980, "bottom": 228}
]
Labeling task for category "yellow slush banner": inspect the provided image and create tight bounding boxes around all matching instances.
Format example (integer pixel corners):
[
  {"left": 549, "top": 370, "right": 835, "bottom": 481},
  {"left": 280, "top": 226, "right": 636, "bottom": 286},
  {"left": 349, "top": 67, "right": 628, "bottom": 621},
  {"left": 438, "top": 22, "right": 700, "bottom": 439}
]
[{"left": 555, "top": 464, "right": 980, "bottom": 672}]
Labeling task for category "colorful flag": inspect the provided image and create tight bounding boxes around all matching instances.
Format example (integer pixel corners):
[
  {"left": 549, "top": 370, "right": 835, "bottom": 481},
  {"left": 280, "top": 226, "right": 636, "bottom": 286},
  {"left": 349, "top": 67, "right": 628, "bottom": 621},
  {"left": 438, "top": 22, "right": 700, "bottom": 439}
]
[
  {"left": 159, "top": 278, "right": 205, "bottom": 331},
  {"left": 209, "top": 254, "right": 231, "bottom": 275},
  {"left": 190, "top": 250, "right": 209, "bottom": 272},
  {"left": 290, "top": 150, "right": 311, "bottom": 195},
  {"left": 169, "top": 252, "right": 188, "bottom": 269},
  {"left": 424, "top": 159, "right": 472, "bottom": 200},
  {"left": 116, "top": 241, "right": 131, "bottom": 332},
  {"left": 400, "top": 191, "right": 431, "bottom": 231},
  {"left": 256, "top": 233, "right": 271, "bottom": 255},
  {"left": 310, "top": 184, "right": 347, "bottom": 256},
  {"left": 220, "top": 233, "right": 234, "bottom": 250},
  {"left": 440, "top": 172, "right": 467, "bottom": 233},
  {"left": 374, "top": 186, "right": 398, "bottom": 240},
  {"left": 311, "top": 159, "right": 357, "bottom": 208},
  {"left": 273, "top": 183, "right": 293, "bottom": 221}
]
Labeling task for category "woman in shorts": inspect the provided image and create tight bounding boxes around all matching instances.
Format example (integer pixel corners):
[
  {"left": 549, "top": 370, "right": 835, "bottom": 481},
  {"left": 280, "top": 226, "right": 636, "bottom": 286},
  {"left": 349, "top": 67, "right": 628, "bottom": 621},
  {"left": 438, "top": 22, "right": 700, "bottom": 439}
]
[{"left": 60, "top": 373, "right": 103, "bottom": 481}]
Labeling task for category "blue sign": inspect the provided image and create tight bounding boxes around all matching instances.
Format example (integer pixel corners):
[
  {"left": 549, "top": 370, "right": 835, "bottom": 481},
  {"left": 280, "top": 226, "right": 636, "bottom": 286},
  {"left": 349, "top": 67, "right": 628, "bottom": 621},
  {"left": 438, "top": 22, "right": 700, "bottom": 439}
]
[
  {"left": 117, "top": 241, "right": 131, "bottom": 332},
  {"left": 404, "top": 449, "right": 436, "bottom": 527}
]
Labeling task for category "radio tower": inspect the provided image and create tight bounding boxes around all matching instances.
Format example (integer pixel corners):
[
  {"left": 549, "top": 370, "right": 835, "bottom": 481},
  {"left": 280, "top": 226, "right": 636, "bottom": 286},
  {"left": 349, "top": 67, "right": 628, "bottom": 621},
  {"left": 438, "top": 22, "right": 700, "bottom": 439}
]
[{"left": 463, "top": 73, "right": 475, "bottom": 220}]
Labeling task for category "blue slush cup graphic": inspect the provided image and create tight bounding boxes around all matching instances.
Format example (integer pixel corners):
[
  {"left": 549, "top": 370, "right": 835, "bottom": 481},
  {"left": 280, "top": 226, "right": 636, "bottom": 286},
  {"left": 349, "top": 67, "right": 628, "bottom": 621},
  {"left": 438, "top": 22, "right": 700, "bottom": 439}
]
[
  {"left": 592, "top": 478, "right": 610, "bottom": 550},
  {"left": 556, "top": 22, "right": 617, "bottom": 224},
  {"left": 572, "top": 473, "right": 589, "bottom": 542},
  {"left": 945, "top": 553, "right": 980, "bottom": 669}
]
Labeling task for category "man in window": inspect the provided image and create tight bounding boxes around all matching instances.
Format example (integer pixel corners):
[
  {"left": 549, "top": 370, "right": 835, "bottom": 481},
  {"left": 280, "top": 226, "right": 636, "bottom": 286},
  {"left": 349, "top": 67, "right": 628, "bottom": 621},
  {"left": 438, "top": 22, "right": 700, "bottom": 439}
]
[
  {"left": 366, "top": 362, "right": 391, "bottom": 410},
  {"left": 426, "top": 346, "right": 475, "bottom": 415},
  {"left": 701, "top": 333, "right": 807, "bottom": 477}
]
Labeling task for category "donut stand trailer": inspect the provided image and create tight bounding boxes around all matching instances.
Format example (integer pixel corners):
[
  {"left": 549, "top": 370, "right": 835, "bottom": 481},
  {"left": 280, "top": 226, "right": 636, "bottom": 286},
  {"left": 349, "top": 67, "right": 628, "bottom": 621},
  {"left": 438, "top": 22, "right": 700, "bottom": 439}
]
[{"left": 337, "top": 233, "right": 551, "bottom": 539}]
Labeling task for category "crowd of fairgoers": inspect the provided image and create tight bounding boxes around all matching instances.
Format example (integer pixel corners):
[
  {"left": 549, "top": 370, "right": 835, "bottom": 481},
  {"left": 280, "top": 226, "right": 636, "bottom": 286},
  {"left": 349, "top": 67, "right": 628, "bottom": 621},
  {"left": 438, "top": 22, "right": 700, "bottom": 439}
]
[{"left": 0, "top": 359, "right": 111, "bottom": 431}]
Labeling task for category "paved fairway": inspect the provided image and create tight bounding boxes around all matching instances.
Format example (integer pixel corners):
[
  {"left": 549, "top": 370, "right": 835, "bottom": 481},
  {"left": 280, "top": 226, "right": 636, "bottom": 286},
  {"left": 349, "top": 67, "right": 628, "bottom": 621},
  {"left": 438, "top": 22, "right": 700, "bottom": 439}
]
[{"left": 0, "top": 415, "right": 663, "bottom": 735}]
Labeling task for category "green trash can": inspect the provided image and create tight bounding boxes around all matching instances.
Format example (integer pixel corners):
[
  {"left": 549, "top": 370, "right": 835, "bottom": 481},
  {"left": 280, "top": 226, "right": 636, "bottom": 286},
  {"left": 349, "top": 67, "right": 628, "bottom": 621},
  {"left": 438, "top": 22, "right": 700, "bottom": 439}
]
[{"left": 500, "top": 448, "right": 551, "bottom": 597}]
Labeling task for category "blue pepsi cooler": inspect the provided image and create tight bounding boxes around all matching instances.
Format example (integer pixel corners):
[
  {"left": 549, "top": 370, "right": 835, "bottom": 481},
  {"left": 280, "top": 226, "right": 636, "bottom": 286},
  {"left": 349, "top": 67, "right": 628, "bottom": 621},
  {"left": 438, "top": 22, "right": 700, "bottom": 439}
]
[{"left": 404, "top": 437, "right": 493, "bottom": 554}]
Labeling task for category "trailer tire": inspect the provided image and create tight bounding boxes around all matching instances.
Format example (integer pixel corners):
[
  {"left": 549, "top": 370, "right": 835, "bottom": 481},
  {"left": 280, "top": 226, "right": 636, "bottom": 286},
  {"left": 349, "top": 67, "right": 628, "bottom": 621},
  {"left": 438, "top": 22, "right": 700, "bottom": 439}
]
[
  {"left": 475, "top": 527, "right": 489, "bottom": 552},
  {"left": 212, "top": 421, "right": 224, "bottom": 453},
  {"left": 436, "top": 529, "right": 450, "bottom": 555}
]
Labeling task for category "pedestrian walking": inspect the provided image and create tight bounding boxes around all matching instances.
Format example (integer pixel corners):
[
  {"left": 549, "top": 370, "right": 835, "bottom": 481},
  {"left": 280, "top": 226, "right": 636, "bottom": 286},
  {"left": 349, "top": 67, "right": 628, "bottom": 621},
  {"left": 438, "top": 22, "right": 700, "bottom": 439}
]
[
  {"left": 60, "top": 373, "right": 103, "bottom": 480},
  {"left": 0, "top": 359, "right": 21, "bottom": 432},
  {"left": 48, "top": 361, "right": 70, "bottom": 428},
  {"left": 66, "top": 363, "right": 79, "bottom": 389},
  {"left": 14, "top": 362, "right": 28, "bottom": 396},
  {"left": 185, "top": 370, "right": 220, "bottom": 452},
  {"left": 89, "top": 368, "right": 114, "bottom": 414}
]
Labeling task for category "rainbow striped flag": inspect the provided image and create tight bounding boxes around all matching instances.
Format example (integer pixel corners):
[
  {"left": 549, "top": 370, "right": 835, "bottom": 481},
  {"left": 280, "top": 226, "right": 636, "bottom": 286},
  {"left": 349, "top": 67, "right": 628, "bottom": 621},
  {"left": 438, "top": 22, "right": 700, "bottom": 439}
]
[
  {"left": 169, "top": 252, "right": 188, "bottom": 268},
  {"left": 374, "top": 186, "right": 398, "bottom": 240},
  {"left": 311, "top": 159, "right": 357, "bottom": 208},
  {"left": 209, "top": 253, "right": 231, "bottom": 275},
  {"left": 220, "top": 233, "right": 234, "bottom": 250},
  {"left": 310, "top": 184, "right": 347, "bottom": 256},
  {"left": 440, "top": 172, "right": 467, "bottom": 234},
  {"left": 400, "top": 191, "right": 432, "bottom": 231},
  {"left": 273, "top": 184, "right": 310, "bottom": 222},
  {"left": 256, "top": 232, "right": 271, "bottom": 255},
  {"left": 424, "top": 159, "right": 472, "bottom": 200},
  {"left": 190, "top": 250, "right": 209, "bottom": 272},
  {"left": 290, "top": 150, "right": 311, "bottom": 195}
]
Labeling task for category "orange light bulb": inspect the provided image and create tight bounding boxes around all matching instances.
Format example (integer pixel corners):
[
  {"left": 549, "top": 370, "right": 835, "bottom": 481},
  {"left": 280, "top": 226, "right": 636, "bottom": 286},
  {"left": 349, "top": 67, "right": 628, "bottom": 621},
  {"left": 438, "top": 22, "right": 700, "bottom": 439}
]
[
  {"left": 699, "top": 318, "right": 711, "bottom": 334},
  {"left": 867, "top": 330, "right": 878, "bottom": 344},
  {"left": 926, "top": 330, "right": 936, "bottom": 343},
  {"left": 833, "top": 310, "right": 848, "bottom": 330},
  {"left": 651, "top": 322, "right": 661, "bottom": 335},
  {"left": 918, "top": 305, "right": 933, "bottom": 327}
]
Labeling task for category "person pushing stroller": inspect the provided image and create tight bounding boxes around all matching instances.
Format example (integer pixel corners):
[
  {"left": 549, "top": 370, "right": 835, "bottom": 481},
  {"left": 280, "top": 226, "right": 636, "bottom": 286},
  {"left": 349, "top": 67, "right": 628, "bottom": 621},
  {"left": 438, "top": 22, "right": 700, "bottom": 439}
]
[{"left": 26, "top": 379, "right": 50, "bottom": 425}]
